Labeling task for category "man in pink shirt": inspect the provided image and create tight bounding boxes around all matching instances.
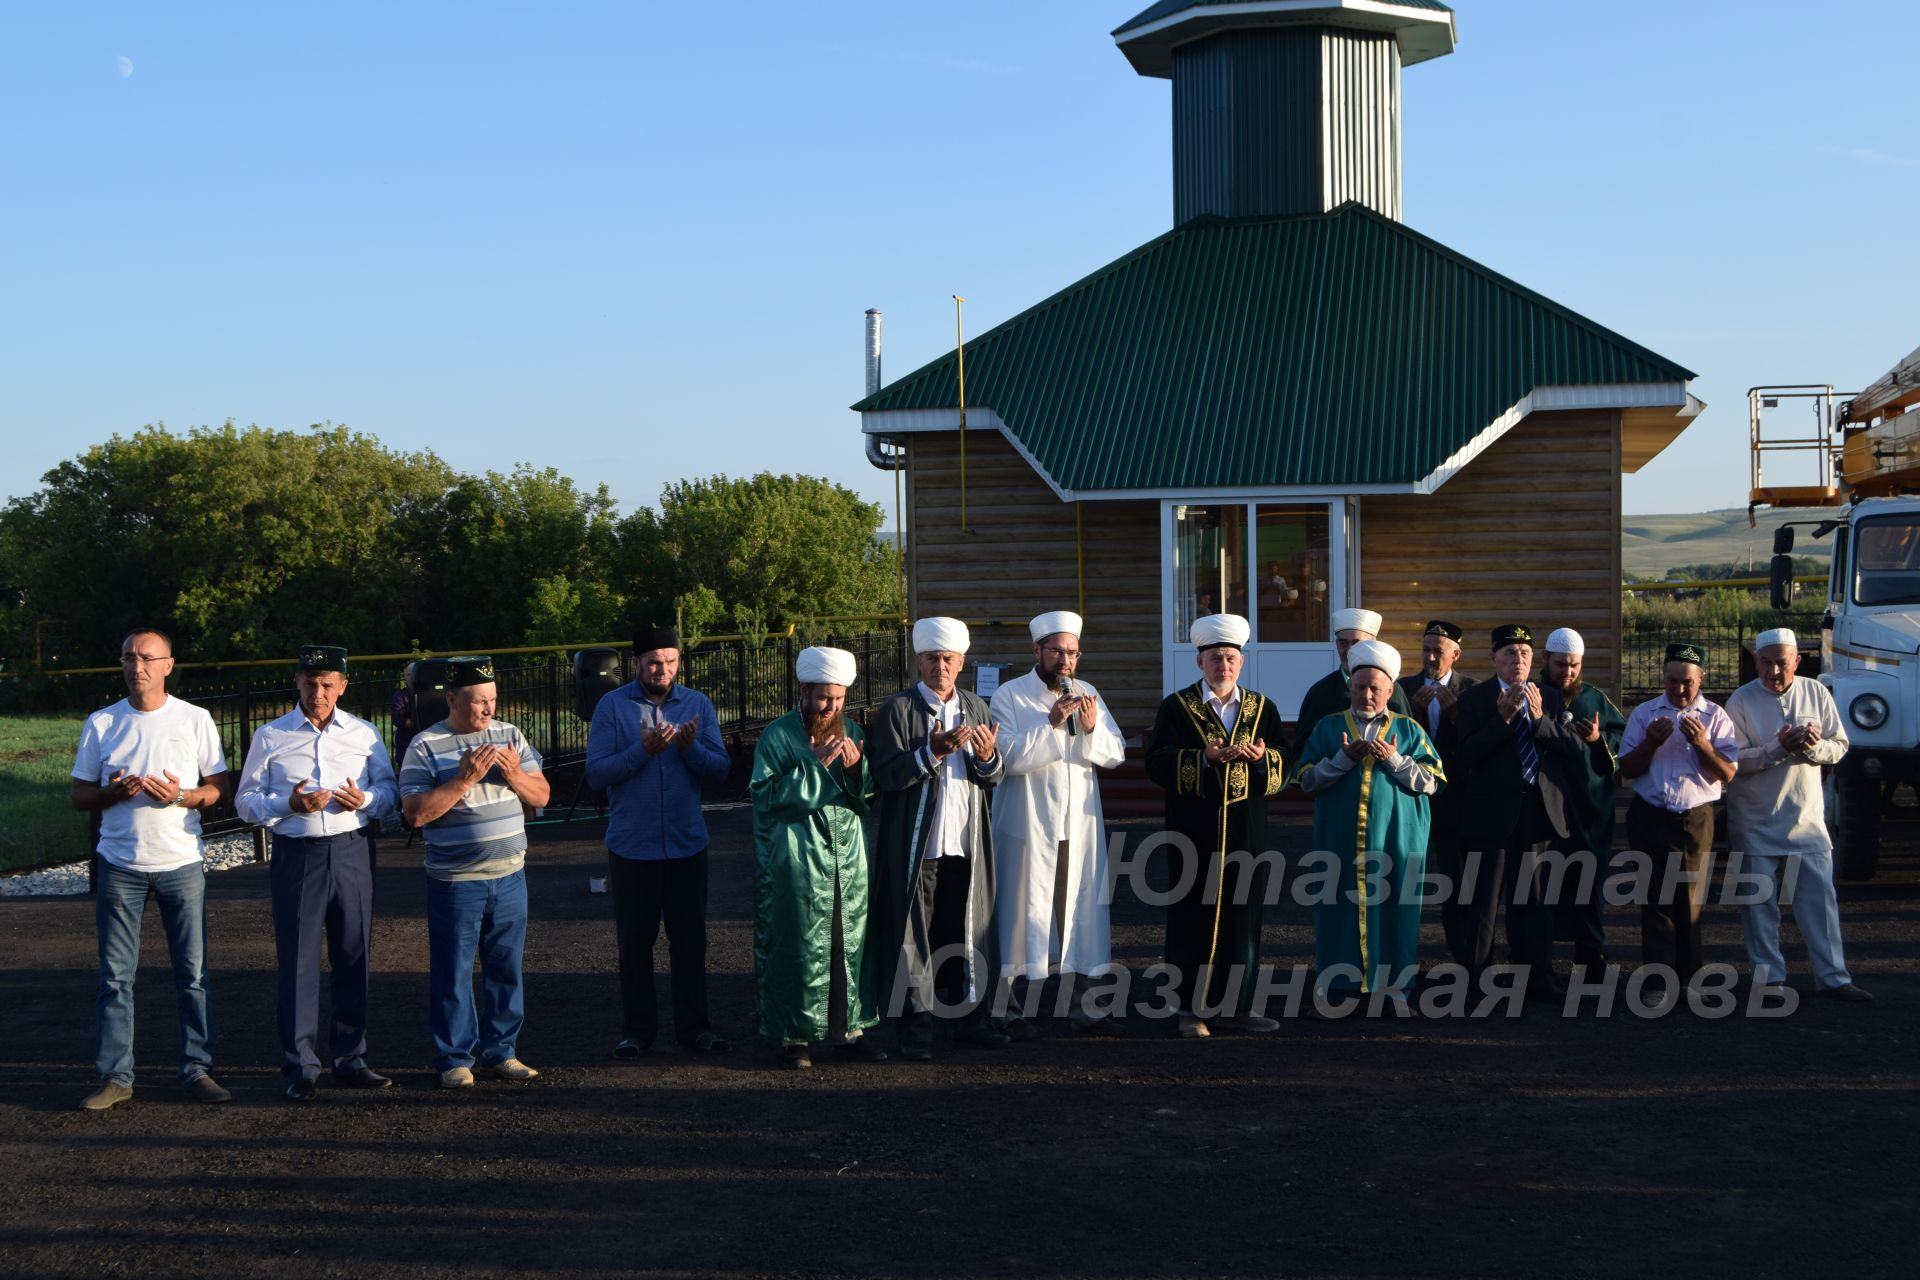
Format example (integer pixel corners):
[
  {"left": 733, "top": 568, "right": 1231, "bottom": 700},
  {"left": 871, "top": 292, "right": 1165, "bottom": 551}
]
[{"left": 1618, "top": 643, "right": 1739, "bottom": 988}]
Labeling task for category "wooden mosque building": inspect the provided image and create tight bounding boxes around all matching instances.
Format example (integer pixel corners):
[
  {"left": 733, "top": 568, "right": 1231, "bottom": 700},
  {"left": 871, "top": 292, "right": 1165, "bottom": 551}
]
[{"left": 855, "top": 0, "right": 1703, "bottom": 744}]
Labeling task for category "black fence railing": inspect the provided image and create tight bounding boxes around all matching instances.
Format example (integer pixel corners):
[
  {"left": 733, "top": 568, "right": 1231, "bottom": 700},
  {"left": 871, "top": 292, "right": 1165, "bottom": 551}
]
[{"left": 1620, "top": 614, "right": 1826, "bottom": 707}]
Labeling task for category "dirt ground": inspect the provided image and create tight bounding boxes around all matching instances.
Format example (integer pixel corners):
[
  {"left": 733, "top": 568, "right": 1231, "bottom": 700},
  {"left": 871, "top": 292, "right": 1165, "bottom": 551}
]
[{"left": 1, "top": 801, "right": 1915, "bottom": 1280}]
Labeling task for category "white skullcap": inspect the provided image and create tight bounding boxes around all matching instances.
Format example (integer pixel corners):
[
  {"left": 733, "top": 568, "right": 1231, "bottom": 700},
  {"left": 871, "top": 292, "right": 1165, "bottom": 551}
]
[
  {"left": 1190, "top": 613, "right": 1250, "bottom": 649},
  {"left": 1346, "top": 639, "right": 1402, "bottom": 684},
  {"left": 1331, "top": 608, "right": 1383, "bottom": 636},
  {"left": 1546, "top": 628, "right": 1585, "bottom": 656},
  {"left": 796, "top": 646, "right": 856, "bottom": 687},
  {"left": 1756, "top": 628, "right": 1798, "bottom": 651},
  {"left": 912, "top": 617, "right": 970, "bottom": 655},
  {"left": 1029, "top": 611, "right": 1083, "bottom": 643}
]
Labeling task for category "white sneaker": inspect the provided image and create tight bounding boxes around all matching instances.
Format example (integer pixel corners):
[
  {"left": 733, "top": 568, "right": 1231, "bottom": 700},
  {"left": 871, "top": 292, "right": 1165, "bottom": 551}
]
[{"left": 481, "top": 1058, "right": 540, "bottom": 1082}]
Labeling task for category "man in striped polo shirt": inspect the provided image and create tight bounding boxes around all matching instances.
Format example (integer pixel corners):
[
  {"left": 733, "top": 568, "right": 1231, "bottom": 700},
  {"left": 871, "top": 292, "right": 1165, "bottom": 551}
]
[{"left": 400, "top": 656, "right": 551, "bottom": 1089}]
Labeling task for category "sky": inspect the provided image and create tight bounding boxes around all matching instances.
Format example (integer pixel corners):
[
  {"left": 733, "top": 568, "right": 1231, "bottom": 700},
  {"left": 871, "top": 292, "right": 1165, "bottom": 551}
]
[{"left": 4, "top": 1, "right": 1917, "bottom": 524}]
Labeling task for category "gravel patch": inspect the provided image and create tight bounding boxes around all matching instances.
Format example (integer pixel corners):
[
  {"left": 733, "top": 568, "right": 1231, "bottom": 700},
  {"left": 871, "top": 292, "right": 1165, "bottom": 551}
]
[{"left": 0, "top": 831, "right": 261, "bottom": 897}]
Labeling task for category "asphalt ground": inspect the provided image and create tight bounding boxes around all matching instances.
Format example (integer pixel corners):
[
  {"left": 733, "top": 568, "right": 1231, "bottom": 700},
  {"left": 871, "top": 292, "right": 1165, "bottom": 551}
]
[{"left": 0, "top": 804, "right": 1915, "bottom": 1280}]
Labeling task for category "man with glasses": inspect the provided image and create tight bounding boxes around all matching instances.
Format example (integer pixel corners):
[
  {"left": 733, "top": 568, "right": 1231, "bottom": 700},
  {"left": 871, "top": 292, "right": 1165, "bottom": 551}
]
[
  {"left": 988, "top": 611, "right": 1128, "bottom": 1035},
  {"left": 70, "top": 628, "right": 234, "bottom": 1110}
]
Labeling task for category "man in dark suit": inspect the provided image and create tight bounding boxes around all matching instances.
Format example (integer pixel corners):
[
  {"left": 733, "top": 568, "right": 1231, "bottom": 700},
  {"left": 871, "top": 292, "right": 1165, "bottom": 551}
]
[
  {"left": 1399, "top": 620, "right": 1475, "bottom": 972},
  {"left": 1450, "top": 624, "right": 1584, "bottom": 1001}
]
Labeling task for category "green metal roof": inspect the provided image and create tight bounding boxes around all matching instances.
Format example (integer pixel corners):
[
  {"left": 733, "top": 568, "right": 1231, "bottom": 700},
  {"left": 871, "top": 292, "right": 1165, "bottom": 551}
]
[
  {"left": 853, "top": 203, "right": 1695, "bottom": 494},
  {"left": 1116, "top": 0, "right": 1452, "bottom": 34}
]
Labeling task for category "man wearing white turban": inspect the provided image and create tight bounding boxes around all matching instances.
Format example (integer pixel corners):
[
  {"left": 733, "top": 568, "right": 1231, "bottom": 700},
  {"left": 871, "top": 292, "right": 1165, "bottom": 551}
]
[
  {"left": 1540, "top": 627, "right": 1626, "bottom": 982},
  {"left": 1293, "top": 640, "right": 1444, "bottom": 1000},
  {"left": 1145, "top": 614, "right": 1288, "bottom": 1037},
  {"left": 866, "top": 618, "right": 1008, "bottom": 1059},
  {"left": 751, "top": 647, "right": 892, "bottom": 1067},
  {"left": 988, "top": 611, "right": 1128, "bottom": 1034},
  {"left": 1724, "top": 629, "right": 1872, "bottom": 1002},
  {"left": 1292, "top": 606, "right": 1413, "bottom": 754}
]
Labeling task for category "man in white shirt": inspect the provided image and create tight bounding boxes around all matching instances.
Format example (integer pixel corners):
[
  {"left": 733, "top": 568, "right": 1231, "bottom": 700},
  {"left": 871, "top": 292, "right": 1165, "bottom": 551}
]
[
  {"left": 989, "top": 610, "right": 1128, "bottom": 1035},
  {"left": 69, "top": 628, "right": 234, "bottom": 1111},
  {"left": 866, "top": 617, "right": 1006, "bottom": 1060},
  {"left": 235, "top": 645, "right": 401, "bottom": 1101},
  {"left": 1724, "top": 629, "right": 1872, "bottom": 1002}
]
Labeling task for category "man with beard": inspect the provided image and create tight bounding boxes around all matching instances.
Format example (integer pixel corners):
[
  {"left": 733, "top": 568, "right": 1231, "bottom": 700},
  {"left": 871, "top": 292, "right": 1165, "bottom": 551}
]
[
  {"left": 1294, "top": 640, "right": 1443, "bottom": 1002},
  {"left": 235, "top": 644, "right": 399, "bottom": 1101},
  {"left": 585, "top": 625, "right": 734, "bottom": 1058},
  {"left": 1292, "top": 607, "right": 1413, "bottom": 753},
  {"left": 866, "top": 617, "right": 1006, "bottom": 1060},
  {"left": 1145, "top": 613, "right": 1287, "bottom": 1037},
  {"left": 1724, "top": 629, "right": 1871, "bottom": 1002},
  {"left": 988, "top": 610, "right": 1128, "bottom": 1035},
  {"left": 750, "top": 646, "right": 890, "bottom": 1068},
  {"left": 401, "top": 657, "right": 550, "bottom": 1088},
  {"left": 1452, "top": 625, "right": 1584, "bottom": 1001},
  {"left": 1538, "top": 628, "right": 1625, "bottom": 982}
]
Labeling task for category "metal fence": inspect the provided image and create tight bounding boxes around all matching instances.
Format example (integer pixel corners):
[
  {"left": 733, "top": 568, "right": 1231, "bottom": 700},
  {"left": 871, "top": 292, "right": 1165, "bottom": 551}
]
[{"left": 1619, "top": 614, "right": 1826, "bottom": 706}]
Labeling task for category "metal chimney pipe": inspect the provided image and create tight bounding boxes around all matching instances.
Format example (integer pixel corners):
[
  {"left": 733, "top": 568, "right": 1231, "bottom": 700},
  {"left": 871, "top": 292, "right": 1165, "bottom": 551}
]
[{"left": 864, "top": 307, "right": 904, "bottom": 471}]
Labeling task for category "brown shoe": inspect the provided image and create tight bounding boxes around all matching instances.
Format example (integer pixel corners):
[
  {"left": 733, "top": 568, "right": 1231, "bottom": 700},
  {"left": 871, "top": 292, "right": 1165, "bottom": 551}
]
[
  {"left": 79, "top": 1081, "right": 133, "bottom": 1111},
  {"left": 185, "top": 1074, "right": 233, "bottom": 1104}
]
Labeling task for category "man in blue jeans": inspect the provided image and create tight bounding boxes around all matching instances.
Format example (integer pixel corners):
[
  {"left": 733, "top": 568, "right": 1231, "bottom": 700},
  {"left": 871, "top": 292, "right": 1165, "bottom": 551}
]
[
  {"left": 69, "top": 627, "right": 235, "bottom": 1111},
  {"left": 400, "top": 656, "right": 551, "bottom": 1089},
  {"left": 585, "top": 625, "right": 732, "bottom": 1057}
]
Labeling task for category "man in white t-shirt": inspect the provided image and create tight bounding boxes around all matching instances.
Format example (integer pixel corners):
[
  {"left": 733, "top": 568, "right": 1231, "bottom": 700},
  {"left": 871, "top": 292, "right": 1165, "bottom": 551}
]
[{"left": 69, "top": 628, "right": 235, "bottom": 1111}]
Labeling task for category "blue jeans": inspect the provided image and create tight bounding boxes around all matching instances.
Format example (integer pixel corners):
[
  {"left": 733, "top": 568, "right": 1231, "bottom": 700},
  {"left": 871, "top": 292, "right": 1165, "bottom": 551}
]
[
  {"left": 426, "top": 871, "right": 527, "bottom": 1071},
  {"left": 94, "top": 858, "right": 213, "bottom": 1087}
]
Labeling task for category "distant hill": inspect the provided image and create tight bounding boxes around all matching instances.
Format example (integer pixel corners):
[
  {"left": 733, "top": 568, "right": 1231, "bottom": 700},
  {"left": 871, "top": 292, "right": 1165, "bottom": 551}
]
[{"left": 1622, "top": 506, "right": 1844, "bottom": 580}]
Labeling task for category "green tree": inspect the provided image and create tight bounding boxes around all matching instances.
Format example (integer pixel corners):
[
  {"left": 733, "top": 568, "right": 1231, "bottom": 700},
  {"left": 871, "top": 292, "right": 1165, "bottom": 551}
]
[{"left": 620, "top": 473, "right": 900, "bottom": 632}]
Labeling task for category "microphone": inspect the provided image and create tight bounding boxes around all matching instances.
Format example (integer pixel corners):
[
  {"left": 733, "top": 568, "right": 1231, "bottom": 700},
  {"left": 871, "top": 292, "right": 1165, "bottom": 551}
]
[{"left": 1055, "top": 674, "right": 1080, "bottom": 735}]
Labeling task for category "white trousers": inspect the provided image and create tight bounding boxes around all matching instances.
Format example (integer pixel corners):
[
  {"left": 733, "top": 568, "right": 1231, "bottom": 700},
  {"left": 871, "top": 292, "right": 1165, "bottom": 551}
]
[{"left": 1739, "top": 849, "right": 1852, "bottom": 989}]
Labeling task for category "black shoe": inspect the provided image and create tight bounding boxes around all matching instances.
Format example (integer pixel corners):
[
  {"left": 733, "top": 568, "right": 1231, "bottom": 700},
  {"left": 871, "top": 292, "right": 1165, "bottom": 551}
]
[
  {"left": 1073, "top": 1017, "right": 1123, "bottom": 1037},
  {"left": 285, "top": 1076, "right": 318, "bottom": 1103},
  {"left": 954, "top": 1026, "right": 1010, "bottom": 1049},
  {"left": 831, "top": 1038, "right": 889, "bottom": 1062},
  {"left": 612, "top": 1038, "right": 647, "bottom": 1059},
  {"left": 1820, "top": 983, "right": 1875, "bottom": 1004},
  {"left": 898, "top": 1040, "right": 933, "bottom": 1062},
  {"left": 782, "top": 1044, "right": 813, "bottom": 1070},
  {"left": 1002, "top": 1017, "right": 1040, "bottom": 1042},
  {"left": 1525, "top": 979, "right": 1568, "bottom": 1004},
  {"left": 331, "top": 1066, "right": 392, "bottom": 1089},
  {"left": 684, "top": 1031, "right": 732, "bottom": 1054}
]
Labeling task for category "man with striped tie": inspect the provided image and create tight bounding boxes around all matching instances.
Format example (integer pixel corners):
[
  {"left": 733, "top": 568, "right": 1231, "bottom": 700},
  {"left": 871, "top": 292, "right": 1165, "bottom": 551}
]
[{"left": 1450, "top": 625, "right": 1583, "bottom": 1003}]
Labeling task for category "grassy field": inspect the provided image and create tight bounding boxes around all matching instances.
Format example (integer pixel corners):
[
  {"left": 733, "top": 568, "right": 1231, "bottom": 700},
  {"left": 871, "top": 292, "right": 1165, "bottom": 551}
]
[
  {"left": 1622, "top": 505, "right": 1842, "bottom": 579},
  {"left": 0, "top": 715, "right": 88, "bottom": 872}
]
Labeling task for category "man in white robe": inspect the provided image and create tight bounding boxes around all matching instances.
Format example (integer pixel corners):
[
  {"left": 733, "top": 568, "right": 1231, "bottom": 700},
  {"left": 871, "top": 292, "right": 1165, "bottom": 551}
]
[
  {"left": 1725, "top": 628, "right": 1873, "bottom": 1002},
  {"left": 989, "top": 610, "right": 1128, "bottom": 1033}
]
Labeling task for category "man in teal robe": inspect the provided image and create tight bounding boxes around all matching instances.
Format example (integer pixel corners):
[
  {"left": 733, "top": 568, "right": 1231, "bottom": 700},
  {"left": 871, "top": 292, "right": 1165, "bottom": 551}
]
[
  {"left": 1292, "top": 640, "right": 1444, "bottom": 1000},
  {"left": 750, "top": 647, "right": 884, "bottom": 1069},
  {"left": 1540, "top": 628, "right": 1626, "bottom": 980},
  {"left": 1292, "top": 606, "right": 1414, "bottom": 754}
]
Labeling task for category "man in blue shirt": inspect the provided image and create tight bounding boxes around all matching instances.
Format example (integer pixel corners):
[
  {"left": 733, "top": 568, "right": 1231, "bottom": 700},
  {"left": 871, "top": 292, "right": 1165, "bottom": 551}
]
[
  {"left": 235, "top": 644, "right": 399, "bottom": 1101},
  {"left": 585, "top": 625, "right": 733, "bottom": 1057}
]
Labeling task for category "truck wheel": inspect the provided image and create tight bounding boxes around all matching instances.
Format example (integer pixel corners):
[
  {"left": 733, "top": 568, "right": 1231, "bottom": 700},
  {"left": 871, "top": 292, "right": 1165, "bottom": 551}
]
[{"left": 1826, "top": 762, "right": 1882, "bottom": 881}]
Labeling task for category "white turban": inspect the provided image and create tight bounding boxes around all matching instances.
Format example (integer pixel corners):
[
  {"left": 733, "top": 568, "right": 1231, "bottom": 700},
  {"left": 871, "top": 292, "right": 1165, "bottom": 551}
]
[
  {"left": 912, "top": 616, "right": 970, "bottom": 655},
  {"left": 1756, "top": 628, "right": 1798, "bottom": 652},
  {"left": 1190, "top": 613, "right": 1250, "bottom": 649},
  {"left": 1331, "top": 608, "right": 1383, "bottom": 636},
  {"left": 1346, "top": 639, "right": 1402, "bottom": 684},
  {"left": 1029, "top": 611, "right": 1083, "bottom": 643},
  {"left": 1546, "top": 628, "right": 1585, "bottom": 656},
  {"left": 796, "top": 646, "right": 856, "bottom": 687}
]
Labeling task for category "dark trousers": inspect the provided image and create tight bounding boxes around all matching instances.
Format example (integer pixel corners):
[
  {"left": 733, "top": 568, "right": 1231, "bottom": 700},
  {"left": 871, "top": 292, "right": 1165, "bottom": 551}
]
[
  {"left": 269, "top": 828, "right": 374, "bottom": 1078},
  {"left": 1449, "top": 796, "right": 1557, "bottom": 987},
  {"left": 899, "top": 855, "right": 986, "bottom": 1043},
  {"left": 1627, "top": 798, "right": 1715, "bottom": 982},
  {"left": 608, "top": 850, "right": 710, "bottom": 1046},
  {"left": 1163, "top": 847, "right": 1269, "bottom": 1017}
]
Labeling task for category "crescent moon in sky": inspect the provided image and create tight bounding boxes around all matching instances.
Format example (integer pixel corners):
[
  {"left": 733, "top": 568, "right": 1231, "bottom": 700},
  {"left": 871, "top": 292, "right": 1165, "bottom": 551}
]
[{"left": 116, "top": 55, "right": 133, "bottom": 78}]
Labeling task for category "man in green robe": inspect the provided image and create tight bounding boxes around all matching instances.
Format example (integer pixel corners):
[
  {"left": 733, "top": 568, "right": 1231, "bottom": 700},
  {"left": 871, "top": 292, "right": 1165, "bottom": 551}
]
[
  {"left": 750, "top": 646, "right": 886, "bottom": 1069},
  {"left": 1292, "top": 640, "right": 1444, "bottom": 1002},
  {"left": 1540, "top": 627, "right": 1625, "bottom": 981},
  {"left": 1145, "top": 613, "right": 1287, "bottom": 1038},
  {"left": 1292, "top": 606, "right": 1414, "bottom": 754}
]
